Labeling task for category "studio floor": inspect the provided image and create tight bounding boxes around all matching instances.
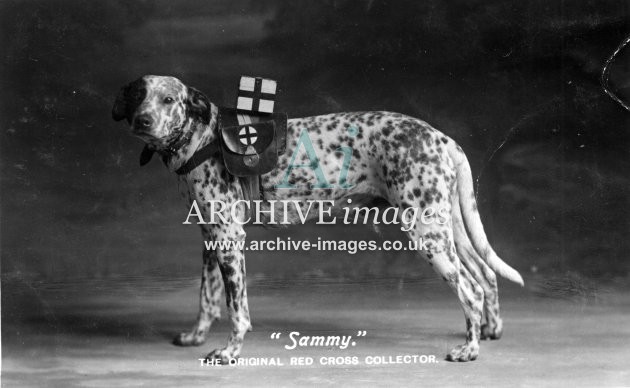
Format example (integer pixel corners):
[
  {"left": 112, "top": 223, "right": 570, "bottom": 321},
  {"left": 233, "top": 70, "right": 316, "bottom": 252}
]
[{"left": 2, "top": 274, "right": 629, "bottom": 387}]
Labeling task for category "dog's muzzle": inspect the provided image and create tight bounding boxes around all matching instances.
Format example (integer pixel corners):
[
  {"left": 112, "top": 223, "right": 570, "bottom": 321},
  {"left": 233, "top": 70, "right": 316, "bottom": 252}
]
[{"left": 133, "top": 114, "right": 154, "bottom": 132}]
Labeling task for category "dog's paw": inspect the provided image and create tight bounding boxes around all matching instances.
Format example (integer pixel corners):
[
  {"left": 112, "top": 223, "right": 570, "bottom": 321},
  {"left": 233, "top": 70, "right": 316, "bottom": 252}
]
[
  {"left": 480, "top": 319, "right": 503, "bottom": 340},
  {"left": 205, "top": 348, "right": 238, "bottom": 365},
  {"left": 445, "top": 343, "right": 479, "bottom": 362},
  {"left": 173, "top": 331, "right": 207, "bottom": 347}
]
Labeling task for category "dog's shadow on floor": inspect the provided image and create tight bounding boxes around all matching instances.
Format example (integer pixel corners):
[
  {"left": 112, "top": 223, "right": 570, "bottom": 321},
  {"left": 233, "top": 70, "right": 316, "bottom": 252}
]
[{"left": 4, "top": 281, "right": 467, "bottom": 348}]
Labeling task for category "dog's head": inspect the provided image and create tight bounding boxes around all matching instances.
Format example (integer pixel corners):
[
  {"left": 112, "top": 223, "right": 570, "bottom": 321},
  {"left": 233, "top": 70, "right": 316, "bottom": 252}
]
[{"left": 112, "top": 75, "right": 211, "bottom": 151}]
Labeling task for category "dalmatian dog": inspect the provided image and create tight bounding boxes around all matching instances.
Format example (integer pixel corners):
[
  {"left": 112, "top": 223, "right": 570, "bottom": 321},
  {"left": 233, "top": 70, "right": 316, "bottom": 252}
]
[{"left": 112, "top": 75, "right": 523, "bottom": 363}]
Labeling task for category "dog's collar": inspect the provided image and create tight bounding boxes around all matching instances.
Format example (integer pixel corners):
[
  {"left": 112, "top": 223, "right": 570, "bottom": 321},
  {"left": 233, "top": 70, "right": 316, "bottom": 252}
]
[
  {"left": 164, "top": 130, "right": 194, "bottom": 155},
  {"left": 139, "top": 129, "right": 193, "bottom": 166}
]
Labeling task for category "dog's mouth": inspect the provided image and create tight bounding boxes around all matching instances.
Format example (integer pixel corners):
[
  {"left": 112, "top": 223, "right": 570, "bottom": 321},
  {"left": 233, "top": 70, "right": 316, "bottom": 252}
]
[
  {"left": 133, "top": 124, "right": 186, "bottom": 149},
  {"left": 131, "top": 128, "right": 156, "bottom": 141}
]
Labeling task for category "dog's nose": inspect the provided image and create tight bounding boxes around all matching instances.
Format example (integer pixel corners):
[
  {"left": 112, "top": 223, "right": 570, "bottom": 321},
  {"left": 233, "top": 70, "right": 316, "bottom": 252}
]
[{"left": 134, "top": 114, "right": 153, "bottom": 130}]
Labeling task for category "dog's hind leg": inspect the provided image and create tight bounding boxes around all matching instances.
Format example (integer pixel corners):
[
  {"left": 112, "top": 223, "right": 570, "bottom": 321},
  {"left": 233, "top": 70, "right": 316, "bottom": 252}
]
[
  {"left": 452, "top": 196, "right": 502, "bottom": 340},
  {"left": 174, "top": 246, "right": 222, "bottom": 346},
  {"left": 406, "top": 222, "right": 485, "bottom": 361},
  {"left": 389, "top": 152, "right": 483, "bottom": 361}
]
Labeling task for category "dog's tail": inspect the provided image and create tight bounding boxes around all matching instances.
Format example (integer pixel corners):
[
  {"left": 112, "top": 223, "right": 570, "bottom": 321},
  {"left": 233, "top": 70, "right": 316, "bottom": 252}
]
[{"left": 446, "top": 140, "right": 524, "bottom": 286}]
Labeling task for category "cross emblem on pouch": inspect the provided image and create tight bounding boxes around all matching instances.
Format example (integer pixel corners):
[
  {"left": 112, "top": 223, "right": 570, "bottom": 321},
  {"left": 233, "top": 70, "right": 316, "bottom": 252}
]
[{"left": 239, "top": 126, "right": 258, "bottom": 146}]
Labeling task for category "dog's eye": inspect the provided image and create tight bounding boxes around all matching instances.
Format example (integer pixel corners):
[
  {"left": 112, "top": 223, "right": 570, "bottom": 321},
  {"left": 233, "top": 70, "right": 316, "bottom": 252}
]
[{"left": 163, "top": 97, "right": 175, "bottom": 104}]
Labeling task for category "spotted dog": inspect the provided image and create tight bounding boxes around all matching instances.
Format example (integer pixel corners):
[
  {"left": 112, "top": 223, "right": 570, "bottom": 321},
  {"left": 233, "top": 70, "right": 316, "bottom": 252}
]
[{"left": 112, "top": 75, "right": 523, "bottom": 363}]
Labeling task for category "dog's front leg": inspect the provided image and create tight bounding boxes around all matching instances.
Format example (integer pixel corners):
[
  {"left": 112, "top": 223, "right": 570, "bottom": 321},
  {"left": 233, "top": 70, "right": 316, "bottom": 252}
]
[
  {"left": 174, "top": 244, "right": 222, "bottom": 346},
  {"left": 204, "top": 224, "right": 251, "bottom": 363}
]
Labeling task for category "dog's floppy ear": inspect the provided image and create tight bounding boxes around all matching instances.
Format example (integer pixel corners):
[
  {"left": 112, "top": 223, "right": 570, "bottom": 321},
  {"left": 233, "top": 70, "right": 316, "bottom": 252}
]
[
  {"left": 112, "top": 79, "right": 145, "bottom": 123},
  {"left": 139, "top": 145, "right": 155, "bottom": 166},
  {"left": 112, "top": 83, "right": 131, "bottom": 122},
  {"left": 186, "top": 86, "right": 211, "bottom": 125}
]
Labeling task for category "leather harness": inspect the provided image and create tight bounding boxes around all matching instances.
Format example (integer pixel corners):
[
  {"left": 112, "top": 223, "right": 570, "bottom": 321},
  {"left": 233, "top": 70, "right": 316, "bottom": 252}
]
[{"left": 172, "top": 107, "right": 288, "bottom": 204}]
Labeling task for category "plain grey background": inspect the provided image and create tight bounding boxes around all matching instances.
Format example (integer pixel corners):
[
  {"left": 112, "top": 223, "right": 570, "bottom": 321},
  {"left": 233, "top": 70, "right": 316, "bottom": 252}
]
[{"left": 1, "top": 1, "right": 629, "bottom": 386}]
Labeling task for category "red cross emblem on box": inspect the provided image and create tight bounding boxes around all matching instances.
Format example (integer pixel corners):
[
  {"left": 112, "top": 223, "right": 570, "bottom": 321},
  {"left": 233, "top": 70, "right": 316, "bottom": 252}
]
[{"left": 237, "top": 76, "right": 277, "bottom": 114}]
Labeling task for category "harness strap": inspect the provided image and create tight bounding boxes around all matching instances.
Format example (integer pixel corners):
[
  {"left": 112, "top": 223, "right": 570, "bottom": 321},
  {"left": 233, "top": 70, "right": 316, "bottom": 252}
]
[
  {"left": 234, "top": 111, "right": 264, "bottom": 206},
  {"left": 175, "top": 108, "right": 266, "bottom": 205},
  {"left": 174, "top": 141, "right": 221, "bottom": 175}
]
